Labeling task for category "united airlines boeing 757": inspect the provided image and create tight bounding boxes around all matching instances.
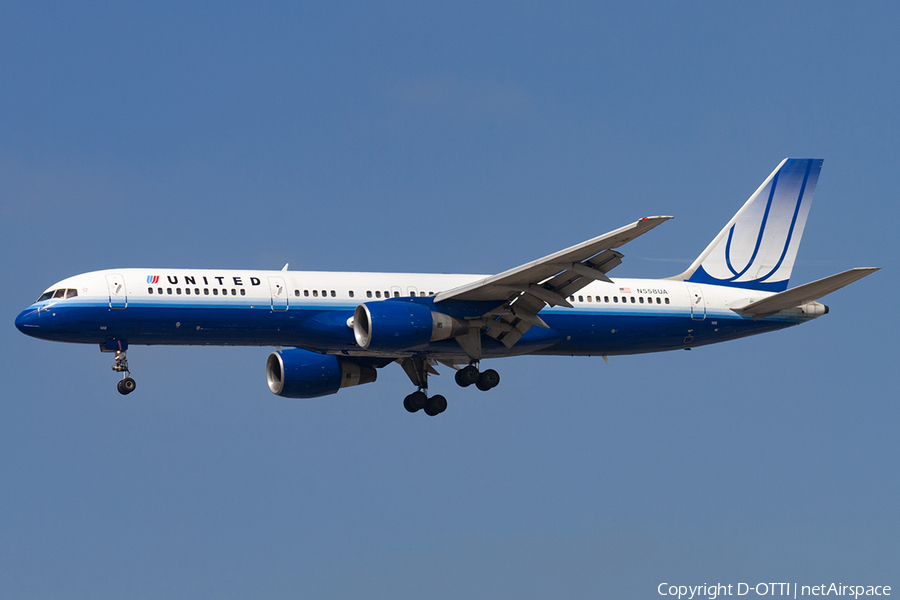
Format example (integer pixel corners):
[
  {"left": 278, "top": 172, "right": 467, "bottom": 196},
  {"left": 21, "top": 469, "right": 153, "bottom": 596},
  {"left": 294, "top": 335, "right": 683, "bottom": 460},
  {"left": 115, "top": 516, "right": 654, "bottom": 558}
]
[{"left": 15, "top": 159, "right": 878, "bottom": 416}]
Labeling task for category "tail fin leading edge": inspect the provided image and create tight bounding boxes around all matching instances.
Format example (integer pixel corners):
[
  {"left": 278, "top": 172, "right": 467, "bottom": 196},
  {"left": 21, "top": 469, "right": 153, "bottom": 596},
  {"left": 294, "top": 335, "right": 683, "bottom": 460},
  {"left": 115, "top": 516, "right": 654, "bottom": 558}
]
[{"left": 676, "top": 158, "right": 823, "bottom": 292}]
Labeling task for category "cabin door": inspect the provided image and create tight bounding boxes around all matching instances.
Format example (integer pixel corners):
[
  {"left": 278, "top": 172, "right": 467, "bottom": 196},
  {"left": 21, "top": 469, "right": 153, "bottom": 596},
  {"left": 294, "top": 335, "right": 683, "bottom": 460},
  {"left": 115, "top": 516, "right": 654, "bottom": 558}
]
[
  {"left": 106, "top": 274, "right": 127, "bottom": 309},
  {"left": 268, "top": 277, "right": 289, "bottom": 311},
  {"left": 688, "top": 286, "right": 706, "bottom": 320}
]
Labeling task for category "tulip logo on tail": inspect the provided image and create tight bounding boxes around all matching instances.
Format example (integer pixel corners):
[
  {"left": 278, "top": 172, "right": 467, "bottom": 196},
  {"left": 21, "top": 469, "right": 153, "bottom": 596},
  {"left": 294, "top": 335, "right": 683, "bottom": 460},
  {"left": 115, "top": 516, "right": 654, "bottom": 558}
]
[{"left": 686, "top": 158, "right": 823, "bottom": 292}]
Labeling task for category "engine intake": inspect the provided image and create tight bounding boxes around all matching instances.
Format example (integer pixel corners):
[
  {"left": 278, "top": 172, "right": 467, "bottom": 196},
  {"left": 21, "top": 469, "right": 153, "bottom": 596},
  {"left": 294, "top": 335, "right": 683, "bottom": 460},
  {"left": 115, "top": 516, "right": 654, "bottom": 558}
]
[
  {"left": 353, "top": 300, "right": 468, "bottom": 351},
  {"left": 266, "top": 348, "right": 376, "bottom": 398}
]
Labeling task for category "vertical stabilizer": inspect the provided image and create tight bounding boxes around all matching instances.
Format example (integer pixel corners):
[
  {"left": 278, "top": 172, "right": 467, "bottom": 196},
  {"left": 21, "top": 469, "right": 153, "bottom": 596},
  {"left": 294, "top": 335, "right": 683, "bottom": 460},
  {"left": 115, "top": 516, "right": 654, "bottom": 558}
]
[{"left": 674, "top": 158, "right": 823, "bottom": 292}]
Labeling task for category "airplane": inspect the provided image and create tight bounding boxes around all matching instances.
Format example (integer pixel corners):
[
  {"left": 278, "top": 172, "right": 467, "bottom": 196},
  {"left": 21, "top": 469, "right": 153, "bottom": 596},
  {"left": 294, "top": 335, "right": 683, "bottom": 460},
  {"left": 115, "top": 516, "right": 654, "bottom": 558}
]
[{"left": 15, "top": 158, "right": 878, "bottom": 416}]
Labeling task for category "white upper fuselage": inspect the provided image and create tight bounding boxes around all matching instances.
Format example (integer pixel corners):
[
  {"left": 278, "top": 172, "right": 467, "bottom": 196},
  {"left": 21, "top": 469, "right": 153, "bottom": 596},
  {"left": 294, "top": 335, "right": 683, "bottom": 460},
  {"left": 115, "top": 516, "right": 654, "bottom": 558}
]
[{"left": 17, "top": 267, "right": 820, "bottom": 360}]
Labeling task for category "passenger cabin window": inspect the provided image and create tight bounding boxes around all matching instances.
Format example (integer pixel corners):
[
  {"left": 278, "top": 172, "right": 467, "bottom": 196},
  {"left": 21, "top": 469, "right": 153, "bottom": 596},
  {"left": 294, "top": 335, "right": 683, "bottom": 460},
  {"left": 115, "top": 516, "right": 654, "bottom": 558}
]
[
  {"left": 630, "top": 297, "right": 635, "bottom": 303},
  {"left": 213, "top": 289, "right": 218, "bottom": 295},
  {"left": 349, "top": 291, "right": 354, "bottom": 298},
  {"left": 304, "top": 290, "right": 310, "bottom": 297},
  {"left": 148, "top": 287, "right": 154, "bottom": 294},
  {"left": 331, "top": 290, "right": 336, "bottom": 297},
  {"left": 313, "top": 290, "right": 318, "bottom": 297},
  {"left": 204, "top": 289, "right": 209, "bottom": 295},
  {"left": 604, "top": 296, "right": 609, "bottom": 303},
  {"left": 656, "top": 297, "right": 661, "bottom": 304},
  {"left": 613, "top": 296, "right": 618, "bottom": 303},
  {"left": 639, "top": 297, "right": 644, "bottom": 304},
  {"left": 367, "top": 291, "right": 372, "bottom": 298},
  {"left": 158, "top": 288, "right": 163, "bottom": 294},
  {"left": 241, "top": 289, "right": 246, "bottom": 296},
  {"left": 665, "top": 298, "right": 670, "bottom": 304},
  {"left": 578, "top": 295, "right": 584, "bottom": 302},
  {"left": 375, "top": 291, "right": 381, "bottom": 298}
]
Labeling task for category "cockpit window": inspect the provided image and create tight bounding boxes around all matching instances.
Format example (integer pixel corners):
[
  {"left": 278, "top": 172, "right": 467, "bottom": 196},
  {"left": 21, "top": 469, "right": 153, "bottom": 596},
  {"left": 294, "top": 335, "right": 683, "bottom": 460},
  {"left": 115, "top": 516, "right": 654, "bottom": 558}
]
[{"left": 36, "top": 289, "right": 78, "bottom": 302}]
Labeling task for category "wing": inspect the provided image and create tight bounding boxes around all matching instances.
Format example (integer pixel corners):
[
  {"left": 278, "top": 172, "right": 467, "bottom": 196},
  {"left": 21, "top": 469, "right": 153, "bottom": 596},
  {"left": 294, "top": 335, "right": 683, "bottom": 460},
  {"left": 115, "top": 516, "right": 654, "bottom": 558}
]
[{"left": 435, "top": 216, "right": 673, "bottom": 349}]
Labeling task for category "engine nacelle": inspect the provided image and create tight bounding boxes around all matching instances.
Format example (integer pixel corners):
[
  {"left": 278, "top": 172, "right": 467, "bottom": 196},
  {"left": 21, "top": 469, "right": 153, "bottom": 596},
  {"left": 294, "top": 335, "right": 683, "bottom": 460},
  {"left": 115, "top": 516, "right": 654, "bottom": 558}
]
[
  {"left": 353, "top": 300, "right": 468, "bottom": 351},
  {"left": 266, "top": 348, "right": 376, "bottom": 398}
]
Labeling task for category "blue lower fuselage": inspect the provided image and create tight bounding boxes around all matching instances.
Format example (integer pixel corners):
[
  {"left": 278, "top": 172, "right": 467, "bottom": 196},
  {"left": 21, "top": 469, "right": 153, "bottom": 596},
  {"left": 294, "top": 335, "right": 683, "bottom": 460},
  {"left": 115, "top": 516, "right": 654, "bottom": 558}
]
[{"left": 15, "top": 298, "right": 800, "bottom": 359}]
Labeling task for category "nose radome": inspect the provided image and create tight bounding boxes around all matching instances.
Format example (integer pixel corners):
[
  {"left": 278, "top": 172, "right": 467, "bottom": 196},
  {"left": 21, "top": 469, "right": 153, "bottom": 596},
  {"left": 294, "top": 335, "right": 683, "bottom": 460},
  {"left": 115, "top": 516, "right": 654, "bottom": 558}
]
[{"left": 15, "top": 307, "right": 40, "bottom": 334}]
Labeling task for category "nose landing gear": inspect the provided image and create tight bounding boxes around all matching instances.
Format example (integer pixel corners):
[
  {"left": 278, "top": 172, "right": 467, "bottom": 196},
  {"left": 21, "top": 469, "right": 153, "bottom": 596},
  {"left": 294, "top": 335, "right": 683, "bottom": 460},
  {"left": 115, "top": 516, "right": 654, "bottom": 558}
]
[{"left": 111, "top": 349, "right": 136, "bottom": 395}]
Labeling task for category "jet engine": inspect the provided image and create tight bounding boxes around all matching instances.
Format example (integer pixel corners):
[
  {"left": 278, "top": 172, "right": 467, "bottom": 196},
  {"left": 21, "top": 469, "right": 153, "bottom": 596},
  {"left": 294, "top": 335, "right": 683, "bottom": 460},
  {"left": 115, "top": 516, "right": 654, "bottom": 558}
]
[
  {"left": 266, "top": 348, "right": 376, "bottom": 398},
  {"left": 353, "top": 300, "right": 468, "bottom": 351}
]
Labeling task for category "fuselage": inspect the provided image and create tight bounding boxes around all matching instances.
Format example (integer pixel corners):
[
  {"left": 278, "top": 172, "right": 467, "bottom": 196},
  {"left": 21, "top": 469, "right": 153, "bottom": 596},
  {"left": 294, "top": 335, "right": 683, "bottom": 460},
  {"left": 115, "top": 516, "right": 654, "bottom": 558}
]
[{"left": 15, "top": 268, "right": 823, "bottom": 360}]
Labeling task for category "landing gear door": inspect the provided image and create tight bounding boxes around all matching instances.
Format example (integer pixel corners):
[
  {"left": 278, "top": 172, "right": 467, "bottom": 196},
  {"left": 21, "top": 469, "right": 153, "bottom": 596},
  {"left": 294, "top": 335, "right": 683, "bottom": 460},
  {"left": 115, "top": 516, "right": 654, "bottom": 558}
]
[
  {"left": 688, "top": 285, "right": 706, "bottom": 321},
  {"left": 106, "top": 274, "right": 127, "bottom": 309},
  {"left": 268, "top": 276, "right": 288, "bottom": 311}
]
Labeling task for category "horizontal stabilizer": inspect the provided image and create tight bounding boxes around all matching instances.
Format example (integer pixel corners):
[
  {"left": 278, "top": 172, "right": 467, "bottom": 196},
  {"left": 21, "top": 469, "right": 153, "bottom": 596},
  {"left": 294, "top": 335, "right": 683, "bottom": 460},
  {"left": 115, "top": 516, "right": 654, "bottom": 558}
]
[{"left": 733, "top": 267, "right": 879, "bottom": 319}]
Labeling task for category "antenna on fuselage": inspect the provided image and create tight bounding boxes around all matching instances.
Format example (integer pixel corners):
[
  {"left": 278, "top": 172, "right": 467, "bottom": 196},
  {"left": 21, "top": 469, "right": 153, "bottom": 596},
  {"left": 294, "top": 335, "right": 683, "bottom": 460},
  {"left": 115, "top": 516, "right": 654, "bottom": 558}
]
[{"left": 281, "top": 263, "right": 289, "bottom": 271}]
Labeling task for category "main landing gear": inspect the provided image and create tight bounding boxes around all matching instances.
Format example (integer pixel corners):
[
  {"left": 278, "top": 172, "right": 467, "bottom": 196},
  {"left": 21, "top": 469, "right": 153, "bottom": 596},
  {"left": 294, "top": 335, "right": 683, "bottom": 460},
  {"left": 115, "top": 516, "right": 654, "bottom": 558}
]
[
  {"left": 403, "top": 390, "right": 447, "bottom": 416},
  {"left": 398, "top": 357, "right": 500, "bottom": 416},
  {"left": 454, "top": 364, "right": 500, "bottom": 391},
  {"left": 111, "top": 349, "right": 136, "bottom": 395},
  {"left": 398, "top": 357, "right": 447, "bottom": 416}
]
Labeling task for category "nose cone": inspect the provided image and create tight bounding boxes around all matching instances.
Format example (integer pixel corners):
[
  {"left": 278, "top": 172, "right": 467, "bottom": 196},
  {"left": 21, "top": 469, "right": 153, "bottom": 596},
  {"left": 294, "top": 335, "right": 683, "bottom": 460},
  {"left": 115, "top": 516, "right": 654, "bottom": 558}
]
[{"left": 15, "top": 306, "right": 40, "bottom": 335}]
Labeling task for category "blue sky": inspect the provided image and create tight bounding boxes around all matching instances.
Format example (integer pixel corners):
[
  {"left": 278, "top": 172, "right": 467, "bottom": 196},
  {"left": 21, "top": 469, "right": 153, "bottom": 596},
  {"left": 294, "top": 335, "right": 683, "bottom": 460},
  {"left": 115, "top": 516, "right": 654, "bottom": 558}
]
[{"left": 2, "top": 2, "right": 897, "bottom": 598}]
